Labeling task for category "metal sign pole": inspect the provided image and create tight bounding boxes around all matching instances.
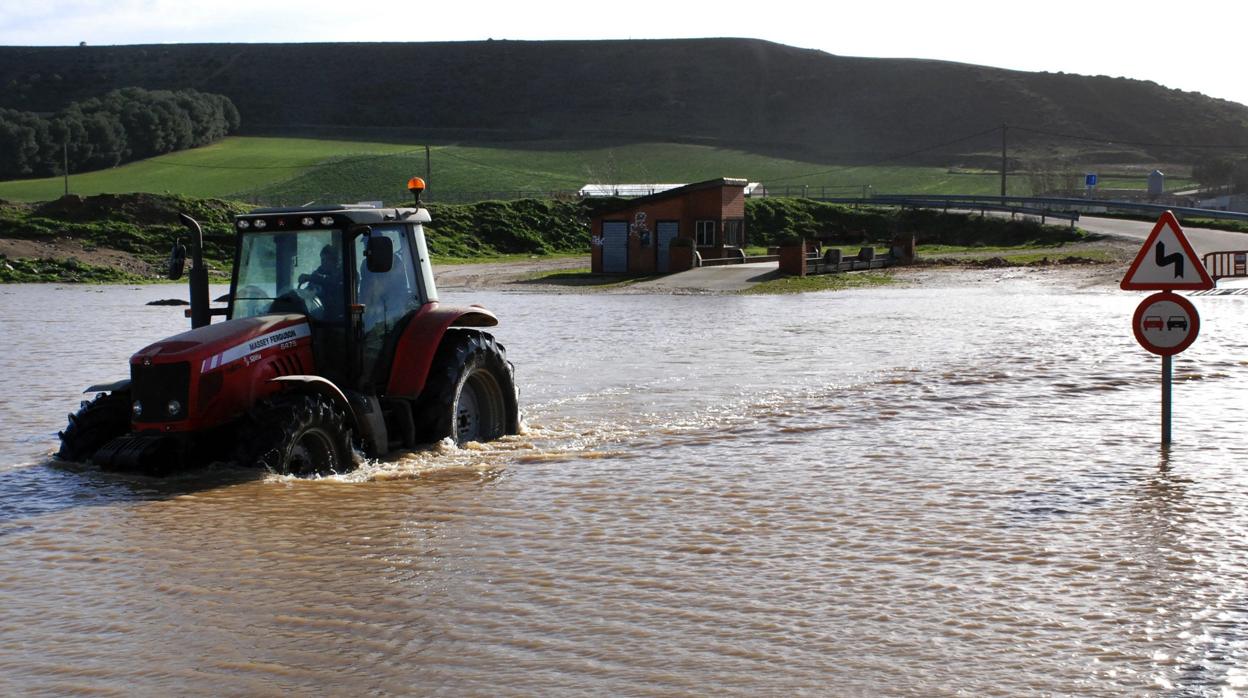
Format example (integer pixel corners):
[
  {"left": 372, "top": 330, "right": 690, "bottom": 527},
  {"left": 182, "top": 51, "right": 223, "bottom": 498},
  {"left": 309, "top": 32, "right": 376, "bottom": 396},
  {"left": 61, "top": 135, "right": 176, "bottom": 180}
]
[{"left": 1161, "top": 354, "right": 1172, "bottom": 446}]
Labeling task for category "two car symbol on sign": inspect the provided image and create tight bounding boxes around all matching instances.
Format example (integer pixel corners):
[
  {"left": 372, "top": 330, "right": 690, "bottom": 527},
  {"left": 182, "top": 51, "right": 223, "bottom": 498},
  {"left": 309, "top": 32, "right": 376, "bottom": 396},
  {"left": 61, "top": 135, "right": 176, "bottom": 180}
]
[{"left": 1141, "top": 315, "right": 1188, "bottom": 332}]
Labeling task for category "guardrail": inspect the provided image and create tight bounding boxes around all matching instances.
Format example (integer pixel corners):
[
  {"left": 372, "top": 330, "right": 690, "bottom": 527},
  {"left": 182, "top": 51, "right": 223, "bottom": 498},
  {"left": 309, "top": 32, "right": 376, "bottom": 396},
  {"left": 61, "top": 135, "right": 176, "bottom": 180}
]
[
  {"left": 698, "top": 254, "right": 780, "bottom": 267},
  {"left": 806, "top": 194, "right": 1248, "bottom": 224},
  {"left": 861, "top": 198, "right": 1080, "bottom": 227}
]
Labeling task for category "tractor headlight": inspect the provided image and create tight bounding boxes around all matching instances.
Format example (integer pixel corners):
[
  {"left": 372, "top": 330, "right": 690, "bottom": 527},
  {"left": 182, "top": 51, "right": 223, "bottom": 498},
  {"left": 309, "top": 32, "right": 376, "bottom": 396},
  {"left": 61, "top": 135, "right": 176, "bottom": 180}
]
[
  {"left": 167, "top": 399, "right": 182, "bottom": 417},
  {"left": 319, "top": 216, "right": 334, "bottom": 226},
  {"left": 301, "top": 217, "right": 315, "bottom": 227},
  {"left": 253, "top": 219, "right": 267, "bottom": 230},
  {"left": 237, "top": 219, "right": 250, "bottom": 230},
  {"left": 132, "top": 401, "right": 143, "bottom": 418}
]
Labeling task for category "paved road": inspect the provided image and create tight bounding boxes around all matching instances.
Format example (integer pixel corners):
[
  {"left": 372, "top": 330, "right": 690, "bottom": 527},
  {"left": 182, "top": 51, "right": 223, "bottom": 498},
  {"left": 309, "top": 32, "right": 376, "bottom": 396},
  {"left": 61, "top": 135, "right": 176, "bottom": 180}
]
[
  {"left": 1079, "top": 216, "right": 1248, "bottom": 256},
  {"left": 627, "top": 262, "right": 781, "bottom": 293}
]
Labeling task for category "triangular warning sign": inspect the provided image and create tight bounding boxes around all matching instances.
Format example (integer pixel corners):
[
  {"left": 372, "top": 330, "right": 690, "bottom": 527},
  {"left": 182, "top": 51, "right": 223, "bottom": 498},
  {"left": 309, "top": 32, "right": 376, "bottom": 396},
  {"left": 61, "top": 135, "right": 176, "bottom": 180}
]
[{"left": 1120, "top": 211, "right": 1214, "bottom": 291}]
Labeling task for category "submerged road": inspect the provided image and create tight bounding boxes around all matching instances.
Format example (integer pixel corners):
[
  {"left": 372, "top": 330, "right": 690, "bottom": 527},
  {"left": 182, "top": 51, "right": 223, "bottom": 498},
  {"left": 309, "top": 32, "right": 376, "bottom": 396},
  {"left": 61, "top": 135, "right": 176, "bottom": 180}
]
[{"left": 627, "top": 261, "right": 781, "bottom": 293}]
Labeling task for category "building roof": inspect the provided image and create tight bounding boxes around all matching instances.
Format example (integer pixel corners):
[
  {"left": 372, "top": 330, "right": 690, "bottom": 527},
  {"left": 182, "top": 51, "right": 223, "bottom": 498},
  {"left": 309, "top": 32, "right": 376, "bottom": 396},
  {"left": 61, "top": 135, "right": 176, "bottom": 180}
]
[
  {"left": 588, "top": 178, "right": 752, "bottom": 214},
  {"left": 579, "top": 183, "right": 687, "bottom": 198}
]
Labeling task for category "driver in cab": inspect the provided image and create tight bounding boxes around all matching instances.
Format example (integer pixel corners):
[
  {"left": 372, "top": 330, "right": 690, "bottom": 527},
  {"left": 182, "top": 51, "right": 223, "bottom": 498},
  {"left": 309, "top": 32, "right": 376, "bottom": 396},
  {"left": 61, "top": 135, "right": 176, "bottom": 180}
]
[{"left": 298, "top": 244, "right": 345, "bottom": 321}]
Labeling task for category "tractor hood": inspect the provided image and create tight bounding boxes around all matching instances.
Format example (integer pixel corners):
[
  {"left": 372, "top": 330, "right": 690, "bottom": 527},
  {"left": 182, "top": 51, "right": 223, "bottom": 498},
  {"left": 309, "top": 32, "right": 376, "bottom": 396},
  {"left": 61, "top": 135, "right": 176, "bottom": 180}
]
[{"left": 131, "top": 314, "right": 311, "bottom": 371}]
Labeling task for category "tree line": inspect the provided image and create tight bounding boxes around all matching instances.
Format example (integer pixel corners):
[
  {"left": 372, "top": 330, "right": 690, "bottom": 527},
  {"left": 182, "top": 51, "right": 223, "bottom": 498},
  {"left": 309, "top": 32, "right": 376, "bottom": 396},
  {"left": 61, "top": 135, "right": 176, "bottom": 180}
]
[
  {"left": 1192, "top": 157, "right": 1248, "bottom": 194},
  {"left": 0, "top": 88, "right": 240, "bottom": 181}
]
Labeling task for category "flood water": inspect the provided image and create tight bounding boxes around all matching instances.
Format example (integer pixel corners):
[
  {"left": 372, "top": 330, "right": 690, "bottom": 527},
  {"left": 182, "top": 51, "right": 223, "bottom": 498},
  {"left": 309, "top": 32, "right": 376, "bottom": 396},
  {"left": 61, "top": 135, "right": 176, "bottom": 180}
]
[{"left": 2, "top": 271, "right": 1247, "bottom": 696}]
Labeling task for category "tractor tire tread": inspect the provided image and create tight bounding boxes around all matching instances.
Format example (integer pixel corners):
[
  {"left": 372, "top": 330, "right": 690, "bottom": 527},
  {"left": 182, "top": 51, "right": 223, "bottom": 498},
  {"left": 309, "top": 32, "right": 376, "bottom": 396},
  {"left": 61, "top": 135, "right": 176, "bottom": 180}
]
[
  {"left": 238, "top": 392, "right": 353, "bottom": 476},
  {"left": 56, "top": 391, "right": 131, "bottom": 463},
  {"left": 415, "top": 329, "right": 519, "bottom": 445}
]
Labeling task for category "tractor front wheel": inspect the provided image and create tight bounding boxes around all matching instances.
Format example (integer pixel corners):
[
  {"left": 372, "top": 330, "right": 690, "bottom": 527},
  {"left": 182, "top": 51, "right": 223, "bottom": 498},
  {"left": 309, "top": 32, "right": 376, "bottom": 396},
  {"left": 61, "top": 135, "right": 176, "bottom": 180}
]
[
  {"left": 57, "top": 391, "right": 131, "bottom": 463},
  {"left": 241, "top": 393, "right": 354, "bottom": 476},
  {"left": 418, "top": 330, "right": 519, "bottom": 446}
]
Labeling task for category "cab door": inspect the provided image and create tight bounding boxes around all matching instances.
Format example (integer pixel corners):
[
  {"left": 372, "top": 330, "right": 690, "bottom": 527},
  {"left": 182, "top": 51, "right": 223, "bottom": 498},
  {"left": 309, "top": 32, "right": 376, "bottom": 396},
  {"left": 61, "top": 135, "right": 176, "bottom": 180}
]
[{"left": 354, "top": 225, "right": 422, "bottom": 389}]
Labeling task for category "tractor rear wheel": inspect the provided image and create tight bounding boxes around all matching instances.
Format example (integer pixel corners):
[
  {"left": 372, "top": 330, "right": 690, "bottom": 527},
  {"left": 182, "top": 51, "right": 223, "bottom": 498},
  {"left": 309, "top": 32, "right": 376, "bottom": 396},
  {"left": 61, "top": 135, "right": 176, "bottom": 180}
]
[
  {"left": 241, "top": 393, "right": 353, "bottom": 476},
  {"left": 57, "top": 391, "right": 131, "bottom": 463},
  {"left": 417, "top": 330, "right": 518, "bottom": 446}
]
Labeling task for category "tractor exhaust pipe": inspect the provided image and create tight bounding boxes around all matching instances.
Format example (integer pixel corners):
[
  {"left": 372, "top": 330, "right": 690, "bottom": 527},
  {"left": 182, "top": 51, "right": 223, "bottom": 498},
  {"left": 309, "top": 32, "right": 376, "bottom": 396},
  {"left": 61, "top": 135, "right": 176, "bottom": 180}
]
[{"left": 176, "top": 213, "right": 212, "bottom": 329}]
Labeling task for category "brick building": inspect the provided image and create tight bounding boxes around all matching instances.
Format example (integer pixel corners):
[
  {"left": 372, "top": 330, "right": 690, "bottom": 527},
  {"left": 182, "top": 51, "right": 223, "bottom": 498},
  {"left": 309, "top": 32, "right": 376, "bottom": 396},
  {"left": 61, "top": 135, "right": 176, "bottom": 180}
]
[{"left": 590, "top": 178, "right": 748, "bottom": 274}]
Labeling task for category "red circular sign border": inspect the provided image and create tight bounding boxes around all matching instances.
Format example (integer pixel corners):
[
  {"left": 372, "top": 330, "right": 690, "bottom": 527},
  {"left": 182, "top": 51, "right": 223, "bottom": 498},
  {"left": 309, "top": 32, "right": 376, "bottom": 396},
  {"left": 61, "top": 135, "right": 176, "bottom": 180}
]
[{"left": 1132, "top": 291, "right": 1200, "bottom": 356}]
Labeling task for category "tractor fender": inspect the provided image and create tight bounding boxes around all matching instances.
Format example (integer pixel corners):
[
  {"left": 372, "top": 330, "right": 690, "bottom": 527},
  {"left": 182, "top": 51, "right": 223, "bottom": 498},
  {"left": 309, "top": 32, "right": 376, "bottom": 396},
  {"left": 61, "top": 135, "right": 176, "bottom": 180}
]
[
  {"left": 386, "top": 302, "right": 499, "bottom": 398},
  {"left": 268, "top": 376, "right": 357, "bottom": 429},
  {"left": 83, "top": 378, "right": 131, "bottom": 394}
]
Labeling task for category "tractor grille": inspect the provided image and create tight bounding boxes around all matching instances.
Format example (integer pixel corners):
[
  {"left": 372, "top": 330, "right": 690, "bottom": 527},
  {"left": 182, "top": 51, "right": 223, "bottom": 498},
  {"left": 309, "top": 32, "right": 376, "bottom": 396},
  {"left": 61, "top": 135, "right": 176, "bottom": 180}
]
[
  {"left": 269, "top": 352, "right": 304, "bottom": 378},
  {"left": 131, "top": 361, "right": 191, "bottom": 423}
]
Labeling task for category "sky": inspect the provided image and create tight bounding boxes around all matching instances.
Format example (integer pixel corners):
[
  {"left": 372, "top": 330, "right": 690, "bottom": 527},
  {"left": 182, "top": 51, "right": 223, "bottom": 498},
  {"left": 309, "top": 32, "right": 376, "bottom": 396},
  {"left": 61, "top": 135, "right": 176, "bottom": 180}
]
[{"left": 2, "top": 0, "right": 1246, "bottom": 107}]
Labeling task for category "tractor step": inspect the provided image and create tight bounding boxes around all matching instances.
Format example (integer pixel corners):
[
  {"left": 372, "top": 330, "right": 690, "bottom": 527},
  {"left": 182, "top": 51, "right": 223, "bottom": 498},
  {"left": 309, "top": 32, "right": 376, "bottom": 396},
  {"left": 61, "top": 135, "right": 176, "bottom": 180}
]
[
  {"left": 94, "top": 433, "right": 180, "bottom": 473},
  {"left": 381, "top": 398, "right": 416, "bottom": 451}
]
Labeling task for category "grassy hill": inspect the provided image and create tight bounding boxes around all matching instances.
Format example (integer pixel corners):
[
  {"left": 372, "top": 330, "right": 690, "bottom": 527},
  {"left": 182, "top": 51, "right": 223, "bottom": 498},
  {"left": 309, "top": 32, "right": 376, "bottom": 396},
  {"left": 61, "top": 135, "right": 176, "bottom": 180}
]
[
  {"left": 2, "top": 39, "right": 1246, "bottom": 168},
  {"left": 0, "top": 136, "right": 1194, "bottom": 205}
]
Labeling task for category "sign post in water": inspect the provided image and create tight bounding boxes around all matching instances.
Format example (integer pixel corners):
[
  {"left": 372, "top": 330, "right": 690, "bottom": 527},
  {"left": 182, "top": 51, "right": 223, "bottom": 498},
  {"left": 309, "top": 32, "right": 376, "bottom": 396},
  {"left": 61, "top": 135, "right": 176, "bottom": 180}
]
[{"left": 1120, "top": 211, "right": 1213, "bottom": 446}]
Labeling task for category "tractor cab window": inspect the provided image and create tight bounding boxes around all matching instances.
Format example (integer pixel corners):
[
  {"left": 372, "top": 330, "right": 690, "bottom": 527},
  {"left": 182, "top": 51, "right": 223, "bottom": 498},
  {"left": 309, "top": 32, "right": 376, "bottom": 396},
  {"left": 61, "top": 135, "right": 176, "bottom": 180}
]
[
  {"left": 232, "top": 229, "right": 347, "bottom": 323},
  {"left": 355, "top": 225, "right": 421, "bottom": 383}
]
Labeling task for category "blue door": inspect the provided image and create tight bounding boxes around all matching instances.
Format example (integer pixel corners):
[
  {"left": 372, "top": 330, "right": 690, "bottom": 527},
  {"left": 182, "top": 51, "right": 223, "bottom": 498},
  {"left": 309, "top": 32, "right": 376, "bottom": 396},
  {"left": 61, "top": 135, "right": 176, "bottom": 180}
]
[
  {"left": 601, "top": 221, "right": 628, "bottom": 273},
  {"left": 656, "top": 221, "right": 679, "bottom": 273}
]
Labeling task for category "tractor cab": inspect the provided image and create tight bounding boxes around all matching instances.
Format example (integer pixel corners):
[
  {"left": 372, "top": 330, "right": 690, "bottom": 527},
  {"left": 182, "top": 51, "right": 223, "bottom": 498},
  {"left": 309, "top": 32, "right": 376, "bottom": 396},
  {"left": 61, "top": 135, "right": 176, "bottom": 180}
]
[{"left": 229, "top": 204, "right": 437, "bottom": 391}]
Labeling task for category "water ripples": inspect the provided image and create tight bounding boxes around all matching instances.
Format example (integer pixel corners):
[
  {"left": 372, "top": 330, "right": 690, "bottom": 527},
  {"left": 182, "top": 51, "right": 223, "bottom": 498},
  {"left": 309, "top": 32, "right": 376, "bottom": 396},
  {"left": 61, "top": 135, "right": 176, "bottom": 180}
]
[{"left": 1, "top": 282, "right": 1247, "bottom": 694}]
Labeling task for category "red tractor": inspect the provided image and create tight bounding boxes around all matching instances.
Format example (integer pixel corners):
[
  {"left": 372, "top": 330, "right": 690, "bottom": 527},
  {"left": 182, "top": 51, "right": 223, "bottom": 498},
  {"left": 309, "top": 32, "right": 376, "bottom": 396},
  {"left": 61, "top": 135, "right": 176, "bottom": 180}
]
[{"left": 57, "top": 179, "right": 519, "bottom": 475}]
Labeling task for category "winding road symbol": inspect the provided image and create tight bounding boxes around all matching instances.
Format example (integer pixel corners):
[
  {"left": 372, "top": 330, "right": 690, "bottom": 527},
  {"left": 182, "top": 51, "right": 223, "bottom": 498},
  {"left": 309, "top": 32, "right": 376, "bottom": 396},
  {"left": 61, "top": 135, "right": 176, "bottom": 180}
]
[
  {"left": 1154, "top": 241, "right": 1184, "bottom": 279},
  {"left": 1120, "top": 211, "right": 1213, "bottom": 291}
]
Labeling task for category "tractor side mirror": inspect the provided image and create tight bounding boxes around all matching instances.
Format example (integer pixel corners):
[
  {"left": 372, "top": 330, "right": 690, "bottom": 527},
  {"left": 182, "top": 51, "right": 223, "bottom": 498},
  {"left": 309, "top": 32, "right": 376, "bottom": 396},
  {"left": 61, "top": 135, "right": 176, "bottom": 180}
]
[
  {"left": 365, "top": 234, "right": 393, "bottom": 273},
  {"left": 167, "top": 241, "right": 187, "bottom": 280}
]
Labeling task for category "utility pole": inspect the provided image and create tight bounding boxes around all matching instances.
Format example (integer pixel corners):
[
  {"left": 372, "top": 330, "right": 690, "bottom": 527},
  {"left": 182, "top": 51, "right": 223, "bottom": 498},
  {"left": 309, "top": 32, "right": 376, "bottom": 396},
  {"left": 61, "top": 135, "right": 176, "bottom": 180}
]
[
  {"left": 425, "top": 145, "right": 431, "bottom": 199},
  {"left": 63, "top": 142, "right": 69, "bottom": 196},
  {"left": 1000, "top": 123, "right": 1007, "bottom": 198}
]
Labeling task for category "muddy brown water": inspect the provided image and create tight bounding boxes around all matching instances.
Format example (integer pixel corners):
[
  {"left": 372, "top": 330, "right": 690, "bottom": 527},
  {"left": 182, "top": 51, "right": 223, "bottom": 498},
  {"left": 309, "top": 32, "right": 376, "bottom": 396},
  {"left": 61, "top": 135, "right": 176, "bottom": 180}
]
[{"left": 2, "top": 273, "right": 1248, "bottom": 696}]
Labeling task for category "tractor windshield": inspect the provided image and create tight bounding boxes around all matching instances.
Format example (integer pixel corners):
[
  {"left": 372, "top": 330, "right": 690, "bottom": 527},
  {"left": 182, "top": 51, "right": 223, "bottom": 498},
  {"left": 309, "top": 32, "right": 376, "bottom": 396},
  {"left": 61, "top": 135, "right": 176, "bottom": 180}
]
[{"left": 232, "top": 229, "right": 346, "bottom": 322}]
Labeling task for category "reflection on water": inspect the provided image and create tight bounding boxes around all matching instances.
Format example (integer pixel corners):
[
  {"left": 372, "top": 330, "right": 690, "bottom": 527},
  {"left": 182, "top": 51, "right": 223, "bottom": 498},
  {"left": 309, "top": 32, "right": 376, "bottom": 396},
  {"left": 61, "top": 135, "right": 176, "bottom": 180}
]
[{"left": 1, "top": 276, "right": 1247, "bottom": 695}]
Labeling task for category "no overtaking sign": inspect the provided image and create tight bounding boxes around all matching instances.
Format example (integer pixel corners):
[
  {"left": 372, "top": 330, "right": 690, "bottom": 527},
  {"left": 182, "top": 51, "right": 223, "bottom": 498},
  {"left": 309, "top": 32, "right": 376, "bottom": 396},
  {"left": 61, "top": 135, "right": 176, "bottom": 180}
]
[
  {"left": 1132, "top": 291, "right": 1199, "bottom": 356},
  {"left": 1121, "top": 211, "right": 1211, "bottom": 446}
]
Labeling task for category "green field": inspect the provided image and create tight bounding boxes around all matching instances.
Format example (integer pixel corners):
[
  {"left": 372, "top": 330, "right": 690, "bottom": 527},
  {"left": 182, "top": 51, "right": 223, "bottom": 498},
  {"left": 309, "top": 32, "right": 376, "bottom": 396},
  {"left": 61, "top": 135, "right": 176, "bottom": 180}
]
[
  {"left": 0, "top": 136, "right": 1192, "bottom": 205},
  {"left": 0, "top": 138, "right": 418, "bottom": 202}
]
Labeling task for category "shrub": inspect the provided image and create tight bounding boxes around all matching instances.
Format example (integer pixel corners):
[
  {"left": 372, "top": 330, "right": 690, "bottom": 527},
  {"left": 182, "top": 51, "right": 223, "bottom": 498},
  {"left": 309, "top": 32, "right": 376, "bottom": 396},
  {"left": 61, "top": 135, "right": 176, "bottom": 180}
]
[{"left": 744, "top": 197, "right": 1086, "bottom": 248}]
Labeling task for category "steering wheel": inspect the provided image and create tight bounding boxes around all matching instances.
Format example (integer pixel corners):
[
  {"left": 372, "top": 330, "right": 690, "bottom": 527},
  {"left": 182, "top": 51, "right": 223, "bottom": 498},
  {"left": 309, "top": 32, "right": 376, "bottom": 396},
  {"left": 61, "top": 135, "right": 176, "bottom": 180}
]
[{"left": 270, "top": 288, "right": 324, "bottom": 320}]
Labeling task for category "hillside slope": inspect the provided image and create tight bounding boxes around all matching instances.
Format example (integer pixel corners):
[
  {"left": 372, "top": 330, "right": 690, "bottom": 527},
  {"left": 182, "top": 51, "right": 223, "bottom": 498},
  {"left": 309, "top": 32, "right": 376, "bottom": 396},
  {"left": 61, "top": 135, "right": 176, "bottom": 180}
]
[{"left": 2, "top": 39, "right": 1246, "bottom": 164}]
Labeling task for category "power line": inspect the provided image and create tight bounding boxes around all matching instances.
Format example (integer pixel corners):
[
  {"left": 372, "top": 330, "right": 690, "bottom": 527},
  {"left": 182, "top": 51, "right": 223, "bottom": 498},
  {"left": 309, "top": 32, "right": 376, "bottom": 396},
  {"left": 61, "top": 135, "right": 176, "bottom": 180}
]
[
  {"left": 87, "top": 121, "right": 1248, "bottom": 190},
  {"left": 155, "top": 144, "right": 576, "bottom": 184},
  {"left": 1011, "top": 125, "right": 1248, "bottom": 150},
  {"left": 764, "top": 126, "right": 1003, "bottom": 184},
  {"left": 153, "top": 147, "right": 427, "bottom": 170},
  {"left": 763, "top": 123, "right": 1248, "bottom": 188},
  {"left": 433, "top": 148, "right": 582, "bottom": 182}
]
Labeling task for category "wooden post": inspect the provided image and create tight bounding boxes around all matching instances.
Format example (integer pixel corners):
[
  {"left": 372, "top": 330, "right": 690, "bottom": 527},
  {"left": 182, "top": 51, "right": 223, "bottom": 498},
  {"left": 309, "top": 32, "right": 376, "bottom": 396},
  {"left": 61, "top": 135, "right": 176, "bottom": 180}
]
[{"left": 1000, "top": 123, "right": 1008, "bottom": 197}]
